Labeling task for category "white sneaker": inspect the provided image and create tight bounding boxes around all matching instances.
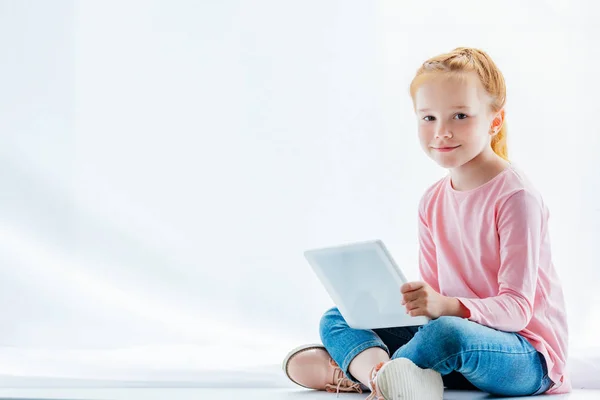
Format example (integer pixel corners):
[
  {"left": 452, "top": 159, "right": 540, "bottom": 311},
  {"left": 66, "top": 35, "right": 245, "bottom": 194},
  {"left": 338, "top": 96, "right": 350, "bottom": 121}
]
[{"left": 365, "top": 357, "right": 444, "bottom": 400}]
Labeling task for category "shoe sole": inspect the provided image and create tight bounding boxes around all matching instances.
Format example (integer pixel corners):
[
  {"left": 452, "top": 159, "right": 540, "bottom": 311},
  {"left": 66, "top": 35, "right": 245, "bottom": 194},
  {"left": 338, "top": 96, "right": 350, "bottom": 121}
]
[
  {"left": 376, "top": 358, "right": 444, "bottom": 400},
  {"left": 281, "top": 343, "right": 328, "bottom": 389}
]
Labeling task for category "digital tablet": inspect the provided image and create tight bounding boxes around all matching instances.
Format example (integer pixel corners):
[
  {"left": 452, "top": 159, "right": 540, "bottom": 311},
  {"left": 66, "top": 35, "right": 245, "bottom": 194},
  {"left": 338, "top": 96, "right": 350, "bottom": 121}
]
[{"left": 304, "top": 239, "right": 429, "bottom": 329}]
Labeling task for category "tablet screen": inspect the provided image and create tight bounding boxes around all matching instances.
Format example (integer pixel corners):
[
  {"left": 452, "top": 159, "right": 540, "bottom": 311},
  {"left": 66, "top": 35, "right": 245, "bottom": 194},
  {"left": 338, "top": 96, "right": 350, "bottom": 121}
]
[{"left": 305, "top": 240, "right": 427, "bottom": 328}]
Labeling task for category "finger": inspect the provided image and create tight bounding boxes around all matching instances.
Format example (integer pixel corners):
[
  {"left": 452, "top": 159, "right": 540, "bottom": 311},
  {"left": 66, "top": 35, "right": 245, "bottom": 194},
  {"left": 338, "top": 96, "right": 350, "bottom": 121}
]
[
  {"left": 407, "top": 307, "right": 426, "bottom": 317},
  {"left": 405, "top": 299, "right": 424, "bottom": 312},
  {"left": 401, "top": 290, "right": 422, "bottom": 305},
  {"left": 401, "top": 281, "right": 425, "bottom": 294}
]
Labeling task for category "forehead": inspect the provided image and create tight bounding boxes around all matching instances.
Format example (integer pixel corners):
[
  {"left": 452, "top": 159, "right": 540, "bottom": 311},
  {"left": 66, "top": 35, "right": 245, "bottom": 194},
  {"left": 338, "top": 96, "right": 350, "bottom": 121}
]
[{"left": 415, "top": 73, "right": 487, "bottom": 110}]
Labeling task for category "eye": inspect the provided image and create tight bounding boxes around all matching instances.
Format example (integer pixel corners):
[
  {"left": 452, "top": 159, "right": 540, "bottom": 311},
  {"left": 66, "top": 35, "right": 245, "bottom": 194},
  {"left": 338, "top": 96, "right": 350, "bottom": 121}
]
[
  {"left": 423, "top": 116, "right": 435, "bottom": 122},
  {"left": 454, "top": 113, "right": 468, "bottom": 120}
]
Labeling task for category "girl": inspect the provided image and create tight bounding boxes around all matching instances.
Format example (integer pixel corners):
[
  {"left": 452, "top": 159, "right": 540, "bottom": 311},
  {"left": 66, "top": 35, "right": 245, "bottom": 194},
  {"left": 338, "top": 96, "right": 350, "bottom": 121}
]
[{"left": 282, "top": 47, "right": 570, "bottom": 399}]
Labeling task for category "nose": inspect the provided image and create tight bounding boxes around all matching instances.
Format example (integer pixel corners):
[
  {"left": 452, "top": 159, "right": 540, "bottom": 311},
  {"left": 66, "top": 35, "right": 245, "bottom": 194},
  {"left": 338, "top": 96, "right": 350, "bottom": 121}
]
[{"left": 434, "top": 123, "right": 453, "bottom": 139}]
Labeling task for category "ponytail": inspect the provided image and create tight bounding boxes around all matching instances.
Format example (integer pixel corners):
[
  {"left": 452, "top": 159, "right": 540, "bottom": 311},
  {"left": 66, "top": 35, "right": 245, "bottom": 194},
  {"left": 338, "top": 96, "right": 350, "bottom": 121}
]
[{"left": 491, "top": 121, "right": 509, "bottom": 161}]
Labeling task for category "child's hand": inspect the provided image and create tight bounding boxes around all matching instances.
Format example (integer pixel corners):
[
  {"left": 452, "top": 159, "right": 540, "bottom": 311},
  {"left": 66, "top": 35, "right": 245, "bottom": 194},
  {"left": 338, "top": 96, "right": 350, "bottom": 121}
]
[{"left": 400, "top": 281, "right": 449, "bottom": 319}]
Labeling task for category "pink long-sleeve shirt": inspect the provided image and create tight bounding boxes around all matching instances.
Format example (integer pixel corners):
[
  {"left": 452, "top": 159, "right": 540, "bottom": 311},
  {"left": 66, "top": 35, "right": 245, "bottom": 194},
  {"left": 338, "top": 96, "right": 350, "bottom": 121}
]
[{"left": 418, "top": 163, "right": 570, "bottom": 394}]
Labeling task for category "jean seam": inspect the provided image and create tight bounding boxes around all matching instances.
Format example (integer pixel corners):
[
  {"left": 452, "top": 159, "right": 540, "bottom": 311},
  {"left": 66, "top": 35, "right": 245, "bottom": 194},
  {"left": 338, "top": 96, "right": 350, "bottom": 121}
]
[
  {"left": 431, "top": 348, "right": 541, "bottom": 394},
  {"left": 531, "top": 377, "right": 548, "bottom": 396},
  {"left": 342, "top": 340, "right": 389, "bottom": 383},
  {"left": 532, "top": 352, "right": 552, "bottom": 395},
  {"left": 431, "top": 348, "right": 538, "bottom": 370}
]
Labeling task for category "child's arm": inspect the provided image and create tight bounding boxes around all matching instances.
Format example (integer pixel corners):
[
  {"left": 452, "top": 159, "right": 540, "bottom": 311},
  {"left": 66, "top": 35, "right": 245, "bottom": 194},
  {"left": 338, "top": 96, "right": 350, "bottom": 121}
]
[
  {"left": 443, "top": 297, "right": 471, "bottom": 318},
  {"left": 417, "top": 196, "right": 441, "bottom": 293},
  {"left": 454, "top": 190, "right": 543, "bottom": 332}
]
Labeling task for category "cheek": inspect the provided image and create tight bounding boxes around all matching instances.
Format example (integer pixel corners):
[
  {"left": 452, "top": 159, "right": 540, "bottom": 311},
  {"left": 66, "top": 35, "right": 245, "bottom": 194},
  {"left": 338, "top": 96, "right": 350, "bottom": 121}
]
[
  {"left": 449, "top": 120, "right": 483, "bottom": 145},
  {"left": 457, "top": 118, "right": 482, "bottom": 134},
  {"left": 418, "top": 126, "right": 432, "bottom": 144}
]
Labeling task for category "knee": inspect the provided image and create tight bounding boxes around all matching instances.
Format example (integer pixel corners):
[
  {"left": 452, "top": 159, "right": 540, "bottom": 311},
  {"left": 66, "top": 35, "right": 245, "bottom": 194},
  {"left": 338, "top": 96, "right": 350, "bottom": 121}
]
[
  {"left": 428, "top": 316, "right": 467, "bottom": 330},
  {"left": 421, "top": 316, "right": 472, "bottom": 354},
  {"left": 319, "top": 306, "right": 345, "bottom": 340}
]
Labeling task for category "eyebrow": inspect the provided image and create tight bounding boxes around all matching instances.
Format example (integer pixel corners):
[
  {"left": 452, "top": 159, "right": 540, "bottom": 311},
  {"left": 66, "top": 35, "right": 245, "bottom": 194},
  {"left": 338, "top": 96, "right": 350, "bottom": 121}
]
[{"left": 418, "top": 106, "right": 471, "bottom": 112}]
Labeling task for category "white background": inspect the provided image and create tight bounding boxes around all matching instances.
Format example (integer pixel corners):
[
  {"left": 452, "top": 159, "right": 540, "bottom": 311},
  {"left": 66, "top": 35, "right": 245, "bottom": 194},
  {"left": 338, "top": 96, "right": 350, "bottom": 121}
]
[{"left": 0, "top": 0, "right": 598, "bottom": 387}]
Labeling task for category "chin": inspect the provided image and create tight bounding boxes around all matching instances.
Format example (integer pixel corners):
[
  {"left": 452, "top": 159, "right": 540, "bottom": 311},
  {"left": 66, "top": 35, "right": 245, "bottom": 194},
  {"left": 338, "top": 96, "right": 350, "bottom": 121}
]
[{"left": 431, "top": 155, "right": 463, "bottom": 169}]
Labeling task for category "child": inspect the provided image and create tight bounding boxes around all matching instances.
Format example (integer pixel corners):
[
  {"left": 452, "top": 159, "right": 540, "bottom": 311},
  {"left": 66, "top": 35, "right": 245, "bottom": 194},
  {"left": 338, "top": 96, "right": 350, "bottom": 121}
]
[{"left": 282, "top": 47, "right": 570, "bottom": 399}]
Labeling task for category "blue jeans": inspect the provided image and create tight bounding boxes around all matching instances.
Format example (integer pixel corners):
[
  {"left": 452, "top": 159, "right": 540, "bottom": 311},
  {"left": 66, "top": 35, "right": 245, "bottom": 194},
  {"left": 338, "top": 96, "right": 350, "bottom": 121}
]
[{"left": 320, "top": 307, "right": 554, "bottom": 396}]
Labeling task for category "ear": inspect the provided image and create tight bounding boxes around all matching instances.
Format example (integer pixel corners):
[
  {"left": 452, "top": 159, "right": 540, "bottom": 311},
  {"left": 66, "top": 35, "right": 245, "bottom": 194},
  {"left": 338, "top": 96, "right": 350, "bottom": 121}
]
[{"left": 489, "top": 108, "right": 505, "bottom": 136}]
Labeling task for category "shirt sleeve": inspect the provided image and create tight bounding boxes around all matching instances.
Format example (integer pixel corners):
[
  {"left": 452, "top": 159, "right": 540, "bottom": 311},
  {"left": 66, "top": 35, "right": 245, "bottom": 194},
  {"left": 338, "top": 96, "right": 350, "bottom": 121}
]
[
  {"left": 455, "top": 189, "right": 543, "bottom": 332},
  {"left": 417, "top": 195, "right": 441, "bottom": 293}
]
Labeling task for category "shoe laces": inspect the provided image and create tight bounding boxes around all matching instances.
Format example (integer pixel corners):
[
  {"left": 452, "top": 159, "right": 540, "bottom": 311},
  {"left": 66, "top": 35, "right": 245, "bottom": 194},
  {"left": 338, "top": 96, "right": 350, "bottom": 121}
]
[
  {"left": 324, "top": 358, "right": 364, "bottom": 397},
  {"left": 365, "top": 361, "right": 387, "bottom": 400}
]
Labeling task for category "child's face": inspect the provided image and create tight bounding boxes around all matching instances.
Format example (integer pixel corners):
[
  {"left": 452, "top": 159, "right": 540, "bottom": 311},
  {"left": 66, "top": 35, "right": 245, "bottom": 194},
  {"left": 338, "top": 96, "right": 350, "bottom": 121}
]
[{"left": 414, "top": 73, "right": 498, "bottom": 169}]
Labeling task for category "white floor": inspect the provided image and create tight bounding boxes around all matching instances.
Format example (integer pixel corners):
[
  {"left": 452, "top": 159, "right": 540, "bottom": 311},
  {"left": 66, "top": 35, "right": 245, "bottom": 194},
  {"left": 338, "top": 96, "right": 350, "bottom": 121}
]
[{"left": 0, "top": 388, "right": 598, "bottom": 399}]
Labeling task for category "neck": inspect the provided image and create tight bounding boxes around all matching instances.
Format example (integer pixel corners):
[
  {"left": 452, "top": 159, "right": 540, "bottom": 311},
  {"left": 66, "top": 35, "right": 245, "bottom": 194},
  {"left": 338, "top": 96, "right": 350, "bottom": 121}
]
[{"left": 449, "top": 149, "right": 509, "bottom": 192}]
